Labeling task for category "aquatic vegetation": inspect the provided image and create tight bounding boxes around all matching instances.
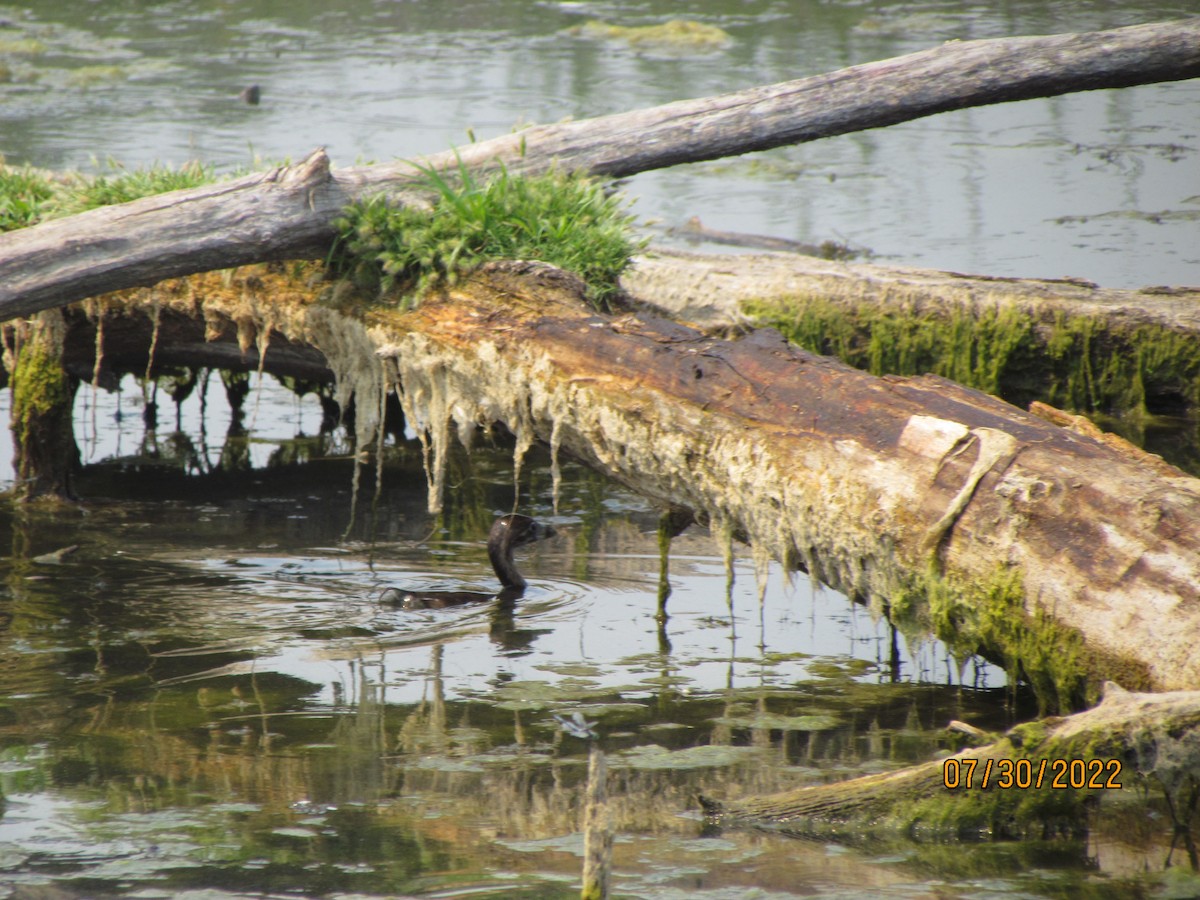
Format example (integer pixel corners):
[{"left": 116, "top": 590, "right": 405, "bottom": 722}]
[
  {"left": 567, "top": 18, "right": 731, "bottom": 53},
  {"left": 0, "top": 37, "right": 47, "bottom": 56},
  {"left": 65, "top": 64, "right": 128, "bottom": 88},
  {"left": 330, "top": 160, "right": 645, "bottom": 312}
]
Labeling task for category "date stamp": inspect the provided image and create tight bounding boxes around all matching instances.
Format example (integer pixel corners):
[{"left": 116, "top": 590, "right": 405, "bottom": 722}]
[{"left": 943, "top": 757, "right": 1123, "bottom": 790}]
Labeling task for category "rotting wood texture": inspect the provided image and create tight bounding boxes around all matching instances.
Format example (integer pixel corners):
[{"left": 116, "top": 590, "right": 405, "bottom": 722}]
[
  {"left": 1, "top": 18, "right": 1198, "bottom": 320},
  {"left": 377, "top": 261, "right": 1200, "bottom": 699}
]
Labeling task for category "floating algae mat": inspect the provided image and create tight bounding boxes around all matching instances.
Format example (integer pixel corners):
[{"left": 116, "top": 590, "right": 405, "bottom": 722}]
[{"left": 566, "top": 19, "right": 732, "bottom": 54}]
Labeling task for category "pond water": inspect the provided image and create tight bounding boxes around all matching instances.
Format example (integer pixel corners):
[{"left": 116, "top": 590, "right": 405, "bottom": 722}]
[
  {"left": 1, "top": 1, "right": 1199, "bottom": 897},
  {"left": 0, "top": 373, "right": 1184, "bottom": 899}
]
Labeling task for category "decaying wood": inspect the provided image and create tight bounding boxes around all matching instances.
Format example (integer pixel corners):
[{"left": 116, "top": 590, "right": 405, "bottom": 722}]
[
  {"left": 700, "top": 682, "right": 1200, "bottom": 839},
  {"left": 377, "top": 261, "right": 1200, "bottom": 697},
  {"left": 1, "top": 18, "right": 1198, "bottom": 321},
  {"left": 625, "top": 247, "right": 1200, "bottom": 332}
]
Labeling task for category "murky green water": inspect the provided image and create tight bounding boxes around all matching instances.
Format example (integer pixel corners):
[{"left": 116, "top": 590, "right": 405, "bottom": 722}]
[
  {"left": 2, "top": 1, "right": 1199, "bottom": 896},
  {"left": 0, "top": 375, "right": 1190, "bottom": 899}
]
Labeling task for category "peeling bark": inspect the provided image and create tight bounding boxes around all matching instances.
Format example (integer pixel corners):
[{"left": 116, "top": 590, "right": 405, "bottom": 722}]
[{"left": 1, "top": 18, "right": 1198, "bottom": 320}]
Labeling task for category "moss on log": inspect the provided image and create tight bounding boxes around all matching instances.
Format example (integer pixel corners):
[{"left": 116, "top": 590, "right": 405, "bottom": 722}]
[
  {"left": 372, "top": 261, "right": 1200, "bottom": 702},
  {"left": 4, "top": 311, "right": 78, "bottom": 500},
  {"left": 625, "top": 249, "right": 1200, "bottom": 419},
  {"left": 700, "top": 683, "right": 1200, "bottom": 840}
]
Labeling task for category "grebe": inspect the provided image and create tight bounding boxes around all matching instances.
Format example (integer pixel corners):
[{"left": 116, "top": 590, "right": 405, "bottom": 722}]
[{"left": 381, "top": 514, "right": 555, "bottom": 610}]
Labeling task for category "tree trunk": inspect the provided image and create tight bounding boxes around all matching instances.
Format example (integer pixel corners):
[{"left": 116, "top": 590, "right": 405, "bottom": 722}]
[
  {"left": 1, "top": 18, "right": 1197, "bottom": 320},
  {"left": 624, "top": 248, "right": 1200, "bottom": 417},
  {"left": 5, "top": 311, "right": 79, "bottom": 500}
]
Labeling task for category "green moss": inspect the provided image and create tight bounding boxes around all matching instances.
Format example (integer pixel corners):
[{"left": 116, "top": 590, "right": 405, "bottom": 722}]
[
  {"left": 11, "top": 336, "right": 70, "bottom": 446},
  {"left": 889, "top": 567, "right": 1089, "bottom": 715},
  {"left": 9, "top": 322, "right": 75, "bottom": 499},
  {"left": 744, "top": 295, "right": 1200, "bottom": 419},
  {"left": 0, "top": 160, "right": 218, "bottom": 230},
  {"left": 330, "top": 160, "right": 645, "bottom": 313},
  {"left": 51, "top": 160, "right": 214, "bottom": 216}
]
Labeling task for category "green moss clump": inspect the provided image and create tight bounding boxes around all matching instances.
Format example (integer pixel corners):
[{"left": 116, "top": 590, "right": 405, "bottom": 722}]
[
  {"left": 744, "top": 295, "right": 1200, "bottom": 419},
  {"left": 889, "top": 567, "right": 1089, "bottom": 714},
  {"left": 11, "top": 334, "right": 70, "bottom": 439},
  {"left": 330, "top": 161, "right": 645, "bottom": 313},
  {"left": 0, "top": 160, "right": 218, "bottom": 230}
]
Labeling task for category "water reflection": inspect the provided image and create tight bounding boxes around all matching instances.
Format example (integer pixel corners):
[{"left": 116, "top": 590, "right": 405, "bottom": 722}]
[{"left": 0, "top": 373, "right": 1187, "bottom": 897}]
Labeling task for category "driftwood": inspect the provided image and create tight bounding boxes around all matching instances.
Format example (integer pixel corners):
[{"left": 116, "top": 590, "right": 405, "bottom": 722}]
[
  {"left": 374, "top": 261, "right": 1200, "bottom": 701},
  {"left": 699, "top": 682, "right": 1200, "bottom": 839},
  {"left": 0, "top": 18, "right": 1198, "bottom": 321}
]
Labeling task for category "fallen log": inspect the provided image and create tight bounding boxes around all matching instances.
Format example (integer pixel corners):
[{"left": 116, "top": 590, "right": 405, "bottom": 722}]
[
  {"left": 1, "top": 18, "right": 1198, "bottom": 320},
  {"left": 698, "top": 682, "right": 1200, "bottom": 840},
  {"left": 374, "top": 261, "right": 1200, "bottom": 704},
  {"left": 625, "top": 248, "right": 1200, "bottom": 417},
  {"left": 9, "top": 257, "right": 1200, "bottom": 700}
]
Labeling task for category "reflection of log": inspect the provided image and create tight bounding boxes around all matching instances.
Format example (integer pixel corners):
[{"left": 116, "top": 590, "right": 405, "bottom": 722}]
[
  {"left": 700, "top": 683, "right": 1200, "bottom": 840},
  {"left": 1, "top": 18, "right": 1198, "bottom": 320},
  {"left": 379, "top": 261, "right": 1200, "bottom": 701}
]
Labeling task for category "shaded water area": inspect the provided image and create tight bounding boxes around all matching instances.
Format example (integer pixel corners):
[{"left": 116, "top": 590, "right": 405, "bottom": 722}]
[{"left": 2, "top": 0, "right": 1200, "bottom": 897}]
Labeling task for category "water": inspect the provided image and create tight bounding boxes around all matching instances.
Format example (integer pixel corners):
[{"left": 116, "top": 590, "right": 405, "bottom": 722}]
[
  {"left": 1, "top": 1, "right": 1199, "bottom": 896},
  {"left": 0, "top": 1, "right": 1196, "bottom": 289},
  {"left": 0, "top": 375, "right": 1183, "bottom": 899}
]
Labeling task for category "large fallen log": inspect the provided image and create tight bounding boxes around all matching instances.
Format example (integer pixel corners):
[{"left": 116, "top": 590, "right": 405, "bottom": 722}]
[
  {"left": 1, "top": 18, "right": 1198, "bottom": 320},
  {"left": 699, "top": 682, "right": 1200, "bottom": 839},
  {"left": 625, "top": 248, "right": 1200, "bottom": 417},
  {"left": 374, "top": 261, "right": 1200, "bottom": 705}
]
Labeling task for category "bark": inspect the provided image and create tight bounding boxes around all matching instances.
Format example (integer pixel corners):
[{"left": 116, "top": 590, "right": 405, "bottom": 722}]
[
  {"left": 378, "top": 261, "right": 1200, "bottom": 699},
  {"left": 699, "top": 682, "right": 1200, "bottom": 840},
  {"left": 1, "top": 18, "right": 1198, "bottom": 320}
]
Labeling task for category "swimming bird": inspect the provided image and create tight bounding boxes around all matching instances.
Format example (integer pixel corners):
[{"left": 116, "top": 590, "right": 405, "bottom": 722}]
[{"left": 381, "top": 514, "right": 556, "bottom": 610}]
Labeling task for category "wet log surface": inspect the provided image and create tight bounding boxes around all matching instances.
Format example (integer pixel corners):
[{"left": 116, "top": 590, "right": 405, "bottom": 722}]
[
  {"left": 378, "top": 262, "right": 1200, "bottom": 698},
  {"left": 1, "top": 18, "right": 1198, "bottom": 320},
  {"left": 700, "top": 683, "right": 1200, "bottom": 838}
]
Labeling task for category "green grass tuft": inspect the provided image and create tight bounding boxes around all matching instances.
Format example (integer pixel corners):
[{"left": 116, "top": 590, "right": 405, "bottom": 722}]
[
  {"left": 330, "top": 159, "right": 645, "bottom": 313},
  {"left": 0, "top": 165, "right": 56, "bottom": 232},
  {"left": 51, "top": 160, "right": 214, "bottom": 216},
  {"left": 0, "top": 159, "right": 217, "bottom": 230}
]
